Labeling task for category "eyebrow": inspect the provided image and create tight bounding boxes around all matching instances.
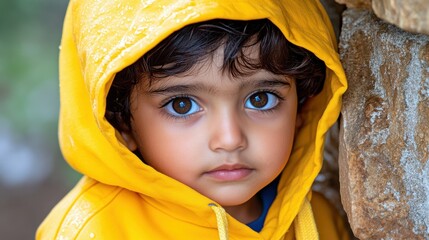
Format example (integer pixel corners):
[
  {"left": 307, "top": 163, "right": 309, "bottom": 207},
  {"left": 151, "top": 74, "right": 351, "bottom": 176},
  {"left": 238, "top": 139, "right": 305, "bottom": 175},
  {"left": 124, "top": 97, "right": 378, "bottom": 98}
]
[
  {"left": 147, "top": 78, "right": 291, "bottom": 95},
  {"left": 249, "top": 79, "right": 291, "bottom": 89},
  {"left": 147, "top": 83, "right": 213, "bottom": 95}
]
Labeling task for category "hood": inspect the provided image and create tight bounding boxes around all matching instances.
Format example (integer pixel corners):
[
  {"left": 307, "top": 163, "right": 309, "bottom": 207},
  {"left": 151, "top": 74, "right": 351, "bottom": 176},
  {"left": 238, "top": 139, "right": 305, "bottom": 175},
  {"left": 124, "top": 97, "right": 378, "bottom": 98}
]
[{"left": 59, "top": 0, "right": 346, "bottom": 238}]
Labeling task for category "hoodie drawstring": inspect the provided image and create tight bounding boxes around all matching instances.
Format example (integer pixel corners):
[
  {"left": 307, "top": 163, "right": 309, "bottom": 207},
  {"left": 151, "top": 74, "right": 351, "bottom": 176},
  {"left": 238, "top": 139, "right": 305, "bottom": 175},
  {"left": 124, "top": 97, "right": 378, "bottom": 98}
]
[
  {"left": 209, "top": 203, "right": 229, "bottom": 240},
  {"left": 208, "top": 199, "right": 317, "bottom": 240},
  {"left": 294, "top": 199, "right": 319, "bottom": 240}
]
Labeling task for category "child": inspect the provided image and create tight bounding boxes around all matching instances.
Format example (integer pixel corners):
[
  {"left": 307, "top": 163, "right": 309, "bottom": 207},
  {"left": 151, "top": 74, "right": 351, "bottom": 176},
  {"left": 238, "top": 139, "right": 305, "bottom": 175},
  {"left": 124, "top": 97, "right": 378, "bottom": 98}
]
[{"left": 37, "top": 0, "right": 349, "bottom": 239}]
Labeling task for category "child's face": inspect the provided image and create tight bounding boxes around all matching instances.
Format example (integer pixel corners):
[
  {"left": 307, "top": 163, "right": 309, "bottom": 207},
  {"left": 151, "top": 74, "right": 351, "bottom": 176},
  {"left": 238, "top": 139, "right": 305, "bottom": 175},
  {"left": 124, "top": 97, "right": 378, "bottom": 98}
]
[{"left": 121, "top": 46, "right": 299, "bottom": 208}]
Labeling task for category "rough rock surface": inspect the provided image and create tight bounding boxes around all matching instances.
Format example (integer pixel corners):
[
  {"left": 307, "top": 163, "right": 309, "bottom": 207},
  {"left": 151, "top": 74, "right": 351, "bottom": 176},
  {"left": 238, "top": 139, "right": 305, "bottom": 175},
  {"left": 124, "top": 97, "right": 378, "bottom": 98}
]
[
  {"left": 335, "top": 0, "right": 371, "bottom": 9},
  {"left": 339, "top": 9, "right": 429, "bottom": 239},
  {"left": 372, "top": 0, "right": 429, "bottom": 35}
]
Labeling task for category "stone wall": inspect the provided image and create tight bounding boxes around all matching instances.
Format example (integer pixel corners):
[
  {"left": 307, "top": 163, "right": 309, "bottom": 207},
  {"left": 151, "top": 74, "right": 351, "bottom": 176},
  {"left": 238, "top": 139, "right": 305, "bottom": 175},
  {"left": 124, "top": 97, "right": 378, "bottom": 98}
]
[
  {"left": 337, "top": 1, "right": 429, "bottom": 239},
  {"left": 372, "top": 0, "right": 429, "bottom": 35}
]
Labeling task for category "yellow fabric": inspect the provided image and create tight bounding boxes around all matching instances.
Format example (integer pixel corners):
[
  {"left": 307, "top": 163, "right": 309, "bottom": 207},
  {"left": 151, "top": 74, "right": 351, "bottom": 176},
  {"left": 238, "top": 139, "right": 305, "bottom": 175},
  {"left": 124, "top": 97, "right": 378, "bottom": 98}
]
[
  {"left": 311, "top": 192, "right": 352, "bottom": 240},
  {"left": 37, "top": 0, "right": 349, "bottom": 239},
  {"left": 294, "top": 198, "right": 319, "bottom": 240}
]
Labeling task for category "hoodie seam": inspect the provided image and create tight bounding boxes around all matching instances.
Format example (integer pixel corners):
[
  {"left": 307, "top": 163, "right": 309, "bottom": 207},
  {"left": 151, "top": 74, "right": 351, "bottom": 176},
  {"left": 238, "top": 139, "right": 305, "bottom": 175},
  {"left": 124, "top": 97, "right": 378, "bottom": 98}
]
[
  {"left": 55, "top": 181, "right": 123, "bottom": 239},
  {"left": 52, "top": 178, "right": 97, "bottom": 239}
]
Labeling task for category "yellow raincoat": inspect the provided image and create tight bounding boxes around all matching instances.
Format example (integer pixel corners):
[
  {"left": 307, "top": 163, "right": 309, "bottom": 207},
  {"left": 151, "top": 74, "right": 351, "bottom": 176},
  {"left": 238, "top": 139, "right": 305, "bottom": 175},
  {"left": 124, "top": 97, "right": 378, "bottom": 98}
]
[{"left": 37, "top": 0, "right": 349, "bottom": 239}]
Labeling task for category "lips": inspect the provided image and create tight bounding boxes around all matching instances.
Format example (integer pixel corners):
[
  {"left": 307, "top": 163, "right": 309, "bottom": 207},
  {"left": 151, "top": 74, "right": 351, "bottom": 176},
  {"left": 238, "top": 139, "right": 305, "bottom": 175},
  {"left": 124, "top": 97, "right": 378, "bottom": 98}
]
[{"left": 204, "top": 164, "right": 253, "bottom": 181}]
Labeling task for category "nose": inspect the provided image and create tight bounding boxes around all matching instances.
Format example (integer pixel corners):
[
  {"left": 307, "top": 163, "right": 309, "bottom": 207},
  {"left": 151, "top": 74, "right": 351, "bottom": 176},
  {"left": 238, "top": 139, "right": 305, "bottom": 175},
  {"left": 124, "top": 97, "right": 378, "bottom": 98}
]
[{"left": 208, "top": 110, "right": 248, "bottom": 152}]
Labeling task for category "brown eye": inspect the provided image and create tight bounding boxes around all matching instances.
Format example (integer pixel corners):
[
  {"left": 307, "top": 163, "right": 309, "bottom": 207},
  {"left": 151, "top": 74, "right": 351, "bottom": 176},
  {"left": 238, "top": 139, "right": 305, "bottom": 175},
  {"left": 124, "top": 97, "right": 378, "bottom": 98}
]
[
  {"left": 164, "top": 97, "right": 201, "bottom": 117},
  {"left": 172, "top": 97, "right": 192, "bottom": 114},
  {"left": 245, "top": 92, "right": 280, "bottom": 110},
  {"left": 249, "top": 92, "right": 268, "bottom": 108}
]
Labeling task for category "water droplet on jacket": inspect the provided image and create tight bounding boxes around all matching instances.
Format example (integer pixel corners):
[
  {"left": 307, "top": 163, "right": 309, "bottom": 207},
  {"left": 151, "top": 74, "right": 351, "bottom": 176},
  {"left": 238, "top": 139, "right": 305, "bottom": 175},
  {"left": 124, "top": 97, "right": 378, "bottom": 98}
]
[{"left": 89, "top": 232, "right": 95, "bottom": 238}]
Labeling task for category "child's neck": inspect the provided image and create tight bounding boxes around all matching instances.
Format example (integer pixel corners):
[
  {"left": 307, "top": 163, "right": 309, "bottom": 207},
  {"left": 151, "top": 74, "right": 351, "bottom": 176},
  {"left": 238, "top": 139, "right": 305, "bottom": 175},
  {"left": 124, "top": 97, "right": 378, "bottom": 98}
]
[{"left": 223, "top": 194, "right": 262, "bottom": 224}]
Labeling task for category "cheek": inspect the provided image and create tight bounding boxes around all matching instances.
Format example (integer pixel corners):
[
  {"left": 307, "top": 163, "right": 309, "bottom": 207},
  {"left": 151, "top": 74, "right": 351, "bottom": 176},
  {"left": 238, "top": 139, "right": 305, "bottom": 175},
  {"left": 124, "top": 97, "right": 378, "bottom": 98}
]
[
  {"left": 250, "top": 116, "right": 296, "bottom": 168},
  {"left": 133, "top": 118, "right": 204, "bottom": 176},
  {"left": 249, "top": 94, "right": 298, "bottom": 162}
]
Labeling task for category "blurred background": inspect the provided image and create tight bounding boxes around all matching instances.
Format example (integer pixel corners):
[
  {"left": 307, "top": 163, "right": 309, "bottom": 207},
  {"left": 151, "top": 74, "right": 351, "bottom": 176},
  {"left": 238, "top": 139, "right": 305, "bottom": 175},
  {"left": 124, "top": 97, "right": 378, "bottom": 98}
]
[
  {"left": 0, "top": 1, "right": 81, "bottom": 239},
  {"left": 0, "top": 1, "right": 347, "bottom": 239}
]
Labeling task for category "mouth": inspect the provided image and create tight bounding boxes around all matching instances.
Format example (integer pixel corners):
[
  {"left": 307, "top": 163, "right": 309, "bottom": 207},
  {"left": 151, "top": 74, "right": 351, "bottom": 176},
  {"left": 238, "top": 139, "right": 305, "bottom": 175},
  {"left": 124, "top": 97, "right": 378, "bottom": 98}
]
[{"left": 204, "top": 164, "right": 253, "bottom": 182}]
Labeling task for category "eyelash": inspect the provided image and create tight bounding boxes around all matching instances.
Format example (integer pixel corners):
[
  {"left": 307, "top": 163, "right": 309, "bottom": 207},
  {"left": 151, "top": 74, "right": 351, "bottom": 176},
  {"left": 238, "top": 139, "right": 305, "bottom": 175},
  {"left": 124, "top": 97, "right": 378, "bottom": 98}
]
[
  {"left": 247, "top": 89, "right": 285, "bottom": 111},
  {"left": 159, "top": 94, "right": 200, "bottom": 120},
  {"left": 159, "top": 89, "right": 285, "bottom": 120}
]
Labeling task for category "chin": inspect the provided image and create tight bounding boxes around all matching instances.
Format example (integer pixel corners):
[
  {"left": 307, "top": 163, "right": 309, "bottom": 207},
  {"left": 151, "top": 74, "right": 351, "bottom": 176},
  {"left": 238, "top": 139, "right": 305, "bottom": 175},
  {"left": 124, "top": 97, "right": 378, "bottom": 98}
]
[{"left": 210, "top": 192, "right": 255, "bottom": 207}]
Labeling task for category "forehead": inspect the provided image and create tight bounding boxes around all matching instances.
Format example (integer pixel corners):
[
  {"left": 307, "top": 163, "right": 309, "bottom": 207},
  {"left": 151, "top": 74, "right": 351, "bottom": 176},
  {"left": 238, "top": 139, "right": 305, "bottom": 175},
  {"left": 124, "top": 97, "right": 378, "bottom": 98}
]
[{"left": 145, "top": 42, "right": 264, "bottom": 86}]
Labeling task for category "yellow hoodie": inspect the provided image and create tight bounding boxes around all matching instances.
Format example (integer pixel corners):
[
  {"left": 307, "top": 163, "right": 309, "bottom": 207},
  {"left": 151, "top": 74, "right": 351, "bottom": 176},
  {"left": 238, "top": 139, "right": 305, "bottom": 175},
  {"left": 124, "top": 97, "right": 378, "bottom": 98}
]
[{"left": 37, "top": 0, "right": 349, "bottom": 239}]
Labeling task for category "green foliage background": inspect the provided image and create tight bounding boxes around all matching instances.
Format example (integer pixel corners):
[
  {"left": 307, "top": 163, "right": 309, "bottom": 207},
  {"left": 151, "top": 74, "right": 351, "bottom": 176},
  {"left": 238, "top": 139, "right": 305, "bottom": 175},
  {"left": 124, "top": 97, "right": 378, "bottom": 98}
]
[{"left": 1, "top": 0, "right": 65, "bottom": 134}]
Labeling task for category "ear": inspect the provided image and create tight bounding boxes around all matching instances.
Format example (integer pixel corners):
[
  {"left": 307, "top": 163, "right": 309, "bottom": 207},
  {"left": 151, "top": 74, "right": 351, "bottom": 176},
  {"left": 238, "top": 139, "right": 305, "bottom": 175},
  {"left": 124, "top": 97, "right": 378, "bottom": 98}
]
[{"left": 120, "top": 130, "right": 138, "bottom": 152}]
